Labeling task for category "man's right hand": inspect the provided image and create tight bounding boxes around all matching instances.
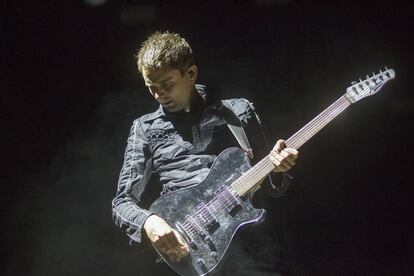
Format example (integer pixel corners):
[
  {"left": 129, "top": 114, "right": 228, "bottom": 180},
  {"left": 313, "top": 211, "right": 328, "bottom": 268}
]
[{"left": 143, "top": 214, "right": 189, "bottom": 262}]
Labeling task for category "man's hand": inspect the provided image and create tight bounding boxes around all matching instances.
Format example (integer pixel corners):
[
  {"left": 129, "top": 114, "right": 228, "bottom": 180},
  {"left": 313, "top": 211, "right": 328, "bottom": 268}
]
[
  {"left": 143, "top": 215, "right": 189, "bottom": 262},
  {"left": 269, "top": 139, "right": 299, "bottom": 172}
]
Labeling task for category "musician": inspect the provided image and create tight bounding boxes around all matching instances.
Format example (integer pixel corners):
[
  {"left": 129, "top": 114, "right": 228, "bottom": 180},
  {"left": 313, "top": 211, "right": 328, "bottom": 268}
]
[{"left": 112, "top": 31, "right": 299, "bottom": 275}]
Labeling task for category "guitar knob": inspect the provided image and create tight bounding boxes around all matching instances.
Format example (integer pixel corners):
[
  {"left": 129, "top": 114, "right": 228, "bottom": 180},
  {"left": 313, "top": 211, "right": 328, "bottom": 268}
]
[
  {"left": 204, "top": 236, "right": 217, "bottom": 251},
  {"left": 211, "top": 251, "right": 218, "bottom": 259},
  {"left": 196, "top": 259, "right": 204, "bottom": 265},
  {"left": 196, "top": 258, "right": 206, "bottom": 269}
]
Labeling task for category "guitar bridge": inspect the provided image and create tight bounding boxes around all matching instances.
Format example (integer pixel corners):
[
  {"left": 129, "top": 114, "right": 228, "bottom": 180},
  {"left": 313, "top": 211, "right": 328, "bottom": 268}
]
[
  {"left": 176, "top": 221, "right": 197, "bottom": 249},
  {"left": 194, "top": 203, "right": 219, "bottom": 232}
]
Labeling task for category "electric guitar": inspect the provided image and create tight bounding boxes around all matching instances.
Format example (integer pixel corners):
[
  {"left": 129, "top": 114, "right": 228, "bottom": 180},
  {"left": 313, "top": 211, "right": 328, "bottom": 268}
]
[{"left": 149, "top": 68, "right": 395, "bottom": 275}]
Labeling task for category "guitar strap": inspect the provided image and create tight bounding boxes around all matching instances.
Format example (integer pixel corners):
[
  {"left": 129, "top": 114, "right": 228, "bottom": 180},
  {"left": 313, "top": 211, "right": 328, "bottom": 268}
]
[
  {"left": 221, "top": 99, "right": 254, "bottom": 159},
  {"left": 221, "top": 99, "right": 289, "bottom": 196}
]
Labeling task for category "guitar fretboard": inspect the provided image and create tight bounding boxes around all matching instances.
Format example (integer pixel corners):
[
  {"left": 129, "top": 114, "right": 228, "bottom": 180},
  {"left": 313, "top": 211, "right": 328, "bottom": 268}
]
[{"left": 231, "top": 95, "right": 351, "bottom": 197}]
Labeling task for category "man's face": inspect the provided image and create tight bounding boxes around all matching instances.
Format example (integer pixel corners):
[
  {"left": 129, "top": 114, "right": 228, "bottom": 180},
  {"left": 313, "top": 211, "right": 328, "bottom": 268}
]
[{"left": 142, "top": 65, "right": 197, "bottom": 112}]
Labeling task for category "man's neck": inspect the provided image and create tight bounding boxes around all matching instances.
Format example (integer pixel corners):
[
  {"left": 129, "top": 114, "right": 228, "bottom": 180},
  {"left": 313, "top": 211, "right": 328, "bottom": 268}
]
[{"left": 184, "top": 86, "right": 200, "bottom": 112}]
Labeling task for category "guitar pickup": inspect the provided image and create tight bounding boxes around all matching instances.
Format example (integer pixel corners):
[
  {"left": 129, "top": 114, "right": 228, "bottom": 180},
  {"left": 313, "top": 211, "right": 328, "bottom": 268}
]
[{"left": 214, "top": 186, "right": 241, "bottom": 215}]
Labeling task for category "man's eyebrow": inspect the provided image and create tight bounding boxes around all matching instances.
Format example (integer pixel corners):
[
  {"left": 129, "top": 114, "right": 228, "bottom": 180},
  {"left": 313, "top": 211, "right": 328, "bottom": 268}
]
[
  {"left": 145, "top": 76, "right": 173, "bottom": 87},
  {"left": 160, "top": 77, "right": 173, "bottom": 84}
]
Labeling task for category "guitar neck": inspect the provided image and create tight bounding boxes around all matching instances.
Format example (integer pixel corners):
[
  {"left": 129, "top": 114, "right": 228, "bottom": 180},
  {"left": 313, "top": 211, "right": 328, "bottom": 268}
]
[
  {"left": 285, "top": 95, "right": 351, "bottom": 149},
  {"left": 231, "top": 95, "right": 351, "bottom": 197}
]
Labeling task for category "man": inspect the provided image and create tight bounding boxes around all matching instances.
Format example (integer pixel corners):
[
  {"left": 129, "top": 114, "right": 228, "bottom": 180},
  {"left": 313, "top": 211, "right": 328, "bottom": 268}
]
[{"left": 112, "top": 31, "right": 298, "bottom": 275}]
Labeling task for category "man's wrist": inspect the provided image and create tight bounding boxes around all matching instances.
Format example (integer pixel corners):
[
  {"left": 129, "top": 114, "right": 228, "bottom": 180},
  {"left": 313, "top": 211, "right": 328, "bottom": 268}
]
[{"left": 143, "top": 214, "right": 157, "bottom": 233}]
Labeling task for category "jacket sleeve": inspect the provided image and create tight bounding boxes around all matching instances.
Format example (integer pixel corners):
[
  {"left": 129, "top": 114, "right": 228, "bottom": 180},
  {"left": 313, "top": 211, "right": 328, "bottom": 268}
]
[
  {"left": 112, "top": 118, "right": 154, "bottom": 243},
  {"left": 233, "top": 98, "right": 293, "bottom": 198}
]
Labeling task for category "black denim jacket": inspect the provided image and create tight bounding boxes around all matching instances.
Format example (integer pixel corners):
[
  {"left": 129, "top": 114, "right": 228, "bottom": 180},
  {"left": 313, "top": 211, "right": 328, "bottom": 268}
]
[{"left": 112, "top": 85, "right": 291, "bottom": 243}]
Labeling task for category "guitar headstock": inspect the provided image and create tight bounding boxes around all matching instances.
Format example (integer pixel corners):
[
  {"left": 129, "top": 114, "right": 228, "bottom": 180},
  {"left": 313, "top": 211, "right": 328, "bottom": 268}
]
[{"left": 345, "top": 68, "right": 395, "bottom": 103}]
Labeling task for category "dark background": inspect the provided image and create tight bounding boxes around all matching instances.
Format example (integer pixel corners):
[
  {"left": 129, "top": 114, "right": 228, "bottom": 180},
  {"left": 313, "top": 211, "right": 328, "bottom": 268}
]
[{"left": 2, "top": 1, "right": 413, "bottom": 275}]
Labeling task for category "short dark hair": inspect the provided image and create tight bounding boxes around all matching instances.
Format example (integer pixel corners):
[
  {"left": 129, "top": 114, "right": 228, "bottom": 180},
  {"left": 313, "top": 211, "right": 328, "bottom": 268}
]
[{"left": 136, "top": 31, "right": 195, "bottom": 74}]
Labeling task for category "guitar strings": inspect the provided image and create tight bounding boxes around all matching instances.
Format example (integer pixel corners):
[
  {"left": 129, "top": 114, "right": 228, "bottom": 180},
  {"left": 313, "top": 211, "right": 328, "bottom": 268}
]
[
  {"left": 288, "top": 96, "right": 350, "bottom": 148},
  {"left": 291, "top": 97, "right": 349, "bottom": 148},
  {"left": 287, "top": 96, "right": 347, "bottom": 148},
  {"left": 231, "top": 156, "right": 274, "bottom": 196},
  {"left": 289, "top": 97, "right": 349, "bottom": 148},
  {"left": 288, "top": 83, "right": 372, "bottom": 149},
  {"left": 187, "top": 187, "right": 233, "bottom": 223},
  {"left": 231, "top": 89, "right": 368, "bottom": 195},
  {"left": 229, "top": 96, "right": 347, "bottom": 197},
  {"left": 287, "top": 95, "right": 350, "bottom": 149}
]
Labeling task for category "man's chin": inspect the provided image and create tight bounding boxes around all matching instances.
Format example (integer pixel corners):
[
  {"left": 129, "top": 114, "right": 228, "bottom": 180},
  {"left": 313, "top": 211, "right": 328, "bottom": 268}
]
[{"left": 163, "top": 105, "right": 182, "bottom": 112}]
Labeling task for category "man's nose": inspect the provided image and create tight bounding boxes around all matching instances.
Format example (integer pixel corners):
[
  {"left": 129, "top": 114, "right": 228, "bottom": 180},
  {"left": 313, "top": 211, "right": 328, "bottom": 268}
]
[{"left": 154, "top": 90, "right": 167, "bottom": 100}]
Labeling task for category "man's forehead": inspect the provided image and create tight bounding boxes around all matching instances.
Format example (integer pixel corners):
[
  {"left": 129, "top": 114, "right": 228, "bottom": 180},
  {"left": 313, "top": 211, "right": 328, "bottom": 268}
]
[{"left": 142, "top": 67, "right": 180, "bottom": 86}]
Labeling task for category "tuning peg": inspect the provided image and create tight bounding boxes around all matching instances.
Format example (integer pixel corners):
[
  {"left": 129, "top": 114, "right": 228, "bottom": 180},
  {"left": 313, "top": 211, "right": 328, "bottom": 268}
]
[
  {"left": 351, "top": 81, "right": 357, "bottom": 85},
  {"left": 372, "top": 72, "right": 376, "bottom": 77},
  {"left": 366, "top": 74, "right": 370, "bottom": 79},
  {"left": 359, "top": 78, "right": 363, "bottom": 83},
  {"left": 379, "top": 69, "right": 383, "bottom": 74},
  {"left": 385, "top": 66, "right": 389, "bottom": 70}
]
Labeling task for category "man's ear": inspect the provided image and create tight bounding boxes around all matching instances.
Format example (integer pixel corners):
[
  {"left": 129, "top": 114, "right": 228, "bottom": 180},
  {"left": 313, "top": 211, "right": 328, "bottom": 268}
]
[{"left": 187, "top": 65, "right": 198, "bottom": 82}]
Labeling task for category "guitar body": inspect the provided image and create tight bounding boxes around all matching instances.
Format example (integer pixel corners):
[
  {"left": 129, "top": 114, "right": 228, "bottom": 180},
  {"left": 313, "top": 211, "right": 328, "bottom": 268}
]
[{"left": 149, "top": 147, "right": 266, "bottom": 276}]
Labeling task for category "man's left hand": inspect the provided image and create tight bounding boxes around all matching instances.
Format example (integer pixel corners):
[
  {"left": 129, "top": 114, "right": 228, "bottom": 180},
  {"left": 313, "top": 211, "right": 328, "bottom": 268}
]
[{"left": 269, "top": 139, "right": 299, "bottom": 172}]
